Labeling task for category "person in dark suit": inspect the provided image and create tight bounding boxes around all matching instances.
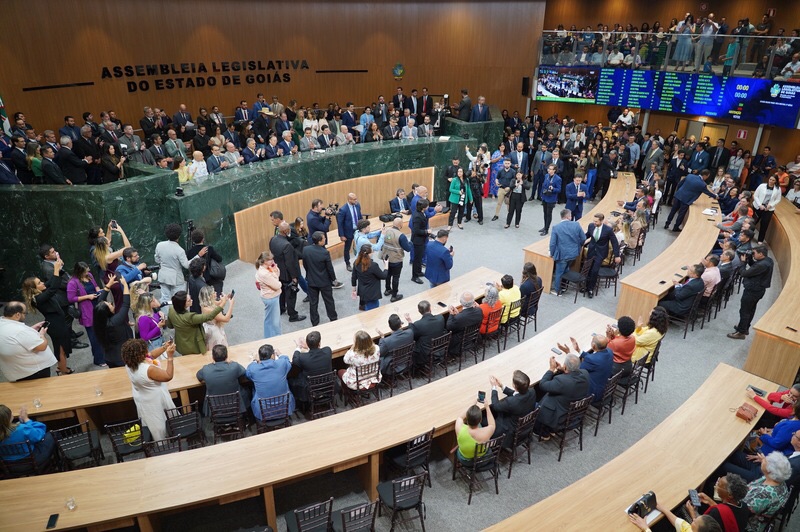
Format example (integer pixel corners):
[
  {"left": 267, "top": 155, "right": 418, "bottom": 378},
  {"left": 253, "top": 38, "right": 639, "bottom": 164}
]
[
  {"left": 233, "top": 101, "right": 251, "bottom": 124},
  {"left": 446, "top": 292, "right": 484, "bottom": 355},
  {"left": 659, "top": 264, "right": 705, "bottom": 318},
  {"left": 530, "top": 144, "right": 553, "bottom": 201},
  {"left": 242, "top": 138, "right": 263, "bottom": 163},
  {"left": 377, "top": 313, "right": 415, "bottom": 375},
  {"left": 172, "top": 104, "right": 194, "bottom": 142},
  {"left": 263, "top": 136, "right": 280, "bottom": 159},
  {"left": 410, "top": 198, "right": 430, "bottom": 283},
  {"left": 56, "top": 139, "right": 90, "bottom": 184},
  {"left": 594, "top": 151, "right": 618, "bottom": 200},
  {"left": 455, "top": 89, "right": 472, "bottom": 121},
  {"left": 565, "top": 175, "right": 589, "bottom": 220},
  {"left": 419, "top": 87, "right": 435, "bottom": 119},
  {"left": 223, "top": 123, "right": 241, "bottom": 151},
  {"left": 585, "top": 213, "right": 621, "bottom": 298},
  {"left": 687, "top": 143, "right": 711, "bottom": 174},
  {"left": 0, "top": 153, "right": 21, "bottom": 184},
  {"left": 663, "top": 169, "right": 718, "bottom": 231},
  {"left": 558, "top": 335, "right": 614, "bottom": 405},
  {"left": 341, "top": 103, "right": 357, "bottom": 133},
  {"left": 192, "top": 125, "right": 212, "bottom": 159},
  {"left": 424, "top": 230, "right": 454, "bottom": 287},
  {"left": 383, "top": 118, "right": 401, "bottom": 140},
  {"left": 274, "top": 112, "right": 293, "bottom": 139},
  {"left": 278, "top": 131, "right": 297, "bottom": 156},
  {"left": 317, "top": 125, "right": 337, "bottom": 149},
  {"left": 269, "top": 222, "right": 306, "bottom": 323},
  {"left": 469, "top": 96, "right": 491, "bottom": 122},
  {"left": 392, "top": 87, "right": 405, "bottom": 114},
  {"left": 533, "top": 354, "right": 591, "bottom": 436},
  {"left": 40, "top": 146, "right": 70, "bottom": 185},
  {"left": 405, "top": 300, "right": 446, "bottom": 368},
  {"left": 336, "top": 192, "right": 362, "bottom": 271},
  {"left": 139, "top": 107, "right": 158, "bottom": 142},
  {"left": 306, "top": 200, "right": 332, "bottom": 243},
  {"left": 302, "top": 232, "right": 339, "bottom": 326},
  {"left": 73, "top": 126, "right": 103, "bottom": 184},
  {"left": 288, "top": 330, "right": 333, "bottom": 407},
  {"left": 252, "top": 109, "right": 271, "bottom": 148},
  {"left": 148, "top": 135, "right": 171, "bottom": 164},
  {"left": 489, "top": 370, "right": 538, "bottom": 448},
  {"left": 206, "top": 145, "right": 229, "bottom": 174},
  {"left": 510, "top": 143, "right": 529, "bottom": 177},
  {"left": 9, "top": 135, "right": 34, "bottom": 183},
  {"left": 389, "top": 189, "right": 411, "bottom": 214}
]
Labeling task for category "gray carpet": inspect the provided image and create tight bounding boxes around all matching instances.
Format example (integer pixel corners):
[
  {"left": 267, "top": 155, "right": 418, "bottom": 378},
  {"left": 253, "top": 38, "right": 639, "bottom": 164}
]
[{"left": 9, "top": 195, "right": 785, "bottom": 531}]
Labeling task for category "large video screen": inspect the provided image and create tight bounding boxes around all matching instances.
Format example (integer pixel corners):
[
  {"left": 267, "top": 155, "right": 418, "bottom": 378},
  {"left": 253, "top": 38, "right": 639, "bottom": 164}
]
[
  {"left": 536, "top": 67, "right": 800, "bottom": 129},
  {"left": 535, "top": 66, "right": 598, "bottom": 104}
]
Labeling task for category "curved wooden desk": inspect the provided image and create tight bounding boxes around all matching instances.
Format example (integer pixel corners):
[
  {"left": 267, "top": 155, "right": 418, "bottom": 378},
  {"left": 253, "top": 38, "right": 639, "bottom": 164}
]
[
  {"left": 0, "top": 308, "right": 613, "bottom": 532},
  {"left": 617, "top": 195, "right": 722, "bottom": 320},
  {"left": 487, "top": 363, "right": 777, "bottom": 531},
  {"left": 744, "top": 200, "right": 800, "bottom": 387},
  {"left": 523, "top": 172, "right": 636, "bottom": 293},
  {"left": 0, "top": 268, "right": 500, "bottom": 431}
]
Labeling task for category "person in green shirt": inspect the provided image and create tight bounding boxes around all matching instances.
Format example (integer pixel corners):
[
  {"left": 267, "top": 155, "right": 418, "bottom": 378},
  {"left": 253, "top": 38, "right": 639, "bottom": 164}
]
[{"left": 166, "top": 290, "right": 227, "bottom": 355}]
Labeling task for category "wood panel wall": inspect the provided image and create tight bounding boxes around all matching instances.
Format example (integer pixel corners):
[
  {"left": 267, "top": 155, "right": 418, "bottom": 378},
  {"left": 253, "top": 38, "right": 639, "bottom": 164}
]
[
  {"left": 0, "top": 0, "right": 543, "bottom": 134},
  {"left": 234, "top": 168, "right": 434, "bottom": 264}
]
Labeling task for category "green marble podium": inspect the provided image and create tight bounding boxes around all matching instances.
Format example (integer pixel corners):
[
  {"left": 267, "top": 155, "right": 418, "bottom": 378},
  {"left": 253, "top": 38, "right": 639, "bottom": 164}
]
[
  {"left": 0, "top": 137, "right": 470, "bottom": 297},
  {"left": 443, "top": 104, "right": 505, "bottom": 150}
]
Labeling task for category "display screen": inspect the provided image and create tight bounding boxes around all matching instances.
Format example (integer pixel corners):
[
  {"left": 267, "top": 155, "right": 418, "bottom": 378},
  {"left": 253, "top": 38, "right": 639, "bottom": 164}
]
[
  {"left": 535, "top": 66, "right": 598, "bottom": 104},
  {"left": 536, "top": 67, "right": 800, "bottom": 129}
]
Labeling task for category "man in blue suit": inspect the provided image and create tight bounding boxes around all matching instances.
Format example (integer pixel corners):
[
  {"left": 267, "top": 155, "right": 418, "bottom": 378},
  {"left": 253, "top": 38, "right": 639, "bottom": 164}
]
[
  {"left": 557, "top": 335, "right": 613, "bottom": 405},
  {"left": 424, "top": 229, "right": 454, "bottom": 287},
  {"left": 341, "top": 102, "right": 357, "bottom": 134},
  {"left": 659, "top": 264, "right": 705, "bottom": 318},
  {"left": 234, "top": 100, "right": 251, "bottom": 124},
  {"left": 206, "top": 145, "right": 229, "bottom": 173},
  {"left": 251, "top": 93, "right": 270, "bottom": 117},
  {"left": 336, "top": 192, "right": 362, "bottom": 271},
  {"left": 565, "top": 175, "right": 588, "bottom": 220},
  {"left": 585, "top": 213, "right": 621, "bottom": 298},
  {"left": 390, "top": 188, "right": 411, "bottom": 214},
  {"left": 540, "top": 164, "right": 562, "bottom": 235},
  {"left": 550, "top": 209, "right": 586, "bottom": 295},
  {"left": 530, "top": 144, "right": 552, "bottom": 201},
  {"left": 663, "top": 169, "right": 718, "bottom": 231},
  {"left": 509, "top": 142, "right": 529, "bottom": 177},
  {"left": 469, "top": 96, "right": 491, "bottom": 122},
  {"left": 223, "top": 123, "right": 241, "bottom": 150},
  {"left": 278, "top": 131, "right": 296, "bottom": 156},
  {"left": 687, "top": 143, "right": 710, "bottom": 174}
]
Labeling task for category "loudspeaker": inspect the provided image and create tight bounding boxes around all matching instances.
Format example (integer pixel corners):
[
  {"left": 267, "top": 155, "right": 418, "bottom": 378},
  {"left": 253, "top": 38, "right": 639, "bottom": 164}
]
[{"left": 521, "top": 77, "right": 531, "bottom": 97}]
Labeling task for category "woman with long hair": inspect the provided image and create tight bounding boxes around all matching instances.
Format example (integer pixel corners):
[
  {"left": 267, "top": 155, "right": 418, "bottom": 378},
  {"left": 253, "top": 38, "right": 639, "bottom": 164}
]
[
  {"left": 25, "top": 142, "right": 43, "bottom": 182},
  {"left": 728, "top": 148, "right": 746, "bottom": 182},
  {"left": 173, "top": 155, "right": 195, "bottom": 184},
  {"left": 351, "top": 244, "right": 388, "bottom": 311},
  {"left": 487, "top": 143, "right": 507, "bottom": 198},
  {"left": 22, "top": 260, "right": 72, "bottom": 375},
  {"left": 519, "top": 262, "right": 543, "bottom": 317},
  {"left": 255, "top": 251, "right": 282, "bottom": 338},
  {"left": 93, "top": 275, "right": 130, "bottom": 367},
  {"left": 166, "top": 290, "right": 226, "bottom": 356},
  {"left": 199, "top": 285, "right": 234, "bottom": 353},
  {"left": 0, "top": 404, "right": 57, "bottom": 469},
  {"left": 121, "top": 338, "right": 176, "bottom": 440},
  {"left": 448, "top": 167, "right": 473, "bottom": 230},
  {"left": 66, "top": 261, "right": 109, "bottom": 367},
  {"left": 100, "top": 144, "right": 126, "bottom": 183},
  {"left": 339, "top": 330, "right": 382, "bottom": 391},
  {"left": 631, "top": 306, "right": 669, "bottom": 363},
  {"left": 364, "top": 121, "right": 383, "bottom": 142},
  {"left": 135, "top": 292, "right": 165, "bottom": 352},
  {"left": 92, "top": 235, "right": 128, "bottom": 310}
]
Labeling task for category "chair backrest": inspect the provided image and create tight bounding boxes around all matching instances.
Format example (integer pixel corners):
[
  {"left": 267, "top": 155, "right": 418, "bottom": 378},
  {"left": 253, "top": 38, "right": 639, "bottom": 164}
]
[
  {"left": 143, "top": 436, "right": 183, "bottom": 457},
  {"left": 513, "top": 408, "right": 540, "bottom": 444},
  {"left": 257, "top": 393, "right": 291, "bottom": 422},
  {"left": 392, "top": 472, "right": 427, "bottom": 509},
  {"left": 647, "top": 340, "right": 663, "bottom": 369},
  {"left": 338, "top": 500, "right": 378, "bottom": 532},
  {"left": 506, "top": 299, "right": 523, "bottom": 323},
  {"left": 688, "top": 290, "right": 705, "bottom": 315},
  {"left": 428, "top": 331, "right": 452, "bottom": 358},
  {"left": 460, "top": 324, "right": 481, "bottom": 351},
  {"left": 0, "top": 440, "right": 40, "bottom": 477},
  {"left": 484, "top": 307, "right": 503, "bottom": 334},
  {"left": 291, "top": 497, "right": 333, "bottom": 532},
  {"left": 563, "top": 395, "right": 594, "bottom": 429},
  {"left": 307, "top": 371, "right": 336, "bottom": 402},
  {"left": 105, "top": 418, "right": 145, "bottom": 460},
  {"left": 354, "top": 361, "right": 381, "bottom": 389},
  {"left": 579, "top": 256, "right": 595, "bottom": 277},
  {"left": 601, "top": 372, "right": 624, "bottom": 405},
  {"left": 525, "top": 286, "right": 544, "bottom": 316},
  {"left": 404, "top": 428, "right": 435, "bottom": 468},
  {"left": 388, "top": 341, "right": 415, "bottom": 372},
  {"left": 628, "top": 357, "right": 647, "bottom": 386},
  {"left": 471, "top": 435, "right": 504, "bottom": 471},
  {"left": 207, "top": 392, "right": 241, "bottom": 425},
  {"left": 165, "top": 401, "right": 202, "bottom": 438},
  {"left": 51, "top": 420, "right": 93, "bottom": 455}
]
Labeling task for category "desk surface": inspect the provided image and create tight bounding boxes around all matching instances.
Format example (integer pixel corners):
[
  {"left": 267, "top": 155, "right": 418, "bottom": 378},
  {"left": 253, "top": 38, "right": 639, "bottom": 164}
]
[
  {"left": 487, "top": 363, "right": 777, "bottom": 531},
  {"left": 0, "top": 307, "right": 613, "bottom": 531},
  {"left": 523, "top": 172, "right": 636, "bottom": 257},
  {"left": 0, "top": 267, "right": 500, "bottom": 418}
]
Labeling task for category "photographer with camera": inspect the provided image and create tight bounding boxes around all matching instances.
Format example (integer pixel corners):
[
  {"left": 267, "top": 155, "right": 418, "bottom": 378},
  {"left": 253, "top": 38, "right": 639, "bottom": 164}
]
[
  {"left": 727, "top": 244, "right": 773, "bottom": 340},
  {"left": 269, "top": 222, "right": 306, "bottom": 323},
  {"left": 306, "top": 199, "right": 333, "bottom": 244}
]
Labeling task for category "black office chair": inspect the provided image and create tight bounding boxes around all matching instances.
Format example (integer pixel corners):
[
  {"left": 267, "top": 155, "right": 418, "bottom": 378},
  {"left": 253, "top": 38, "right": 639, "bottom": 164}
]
[
  {"left": 332, "top": 500, "right": 378, "bottom": 532},
  {"left": 105, "top": 418, "right": 152, "bottom": 463},
  {"left": 543, "top": 395, "right": 594, "bottom": 462},
  {"left": 284, "top": 497, "right": 334, "bottom": 532},
  {"left": 142, "top": 436, "right": 183, "bottom": 457},
  {"left": 380, "top": 342, "right": 415, "bottom": 397},
  {"left": 256, "top": 393, "right": 293, "bottom": 433},
  {"left": 51, "top": 420, "right": 105, "bottom": 470},
  {"left": 504, "top": 408, "right": 539, "bottom": 479},
  {"left": 377, "top": 473, "right": 427, "bottom": 531},
  {"left": 451, "top": 435, "right": 504, "bottom": 505}
]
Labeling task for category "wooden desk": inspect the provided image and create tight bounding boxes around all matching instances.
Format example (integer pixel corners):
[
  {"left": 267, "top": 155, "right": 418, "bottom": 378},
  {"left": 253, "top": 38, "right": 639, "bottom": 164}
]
[
  {"left": 0, "top": 268, "right": 500, "bottom": 431},
  {"left": 744, "top": 200, "right": 800, "bottom": 387},
  {"left": 325, "top": 212, "right": 449, "bottom": 260},
  {"left": 486, "top": 363, "right": 777, "bottom": 531},
  {"left": 617, "top": 195, "right": 722, "bottom": 320},
  {"left": 523, "top": 172, "right": 636, "bottom": 293},
  {"left": 0, "top": 308, "right": 614, "bottom": 532}
]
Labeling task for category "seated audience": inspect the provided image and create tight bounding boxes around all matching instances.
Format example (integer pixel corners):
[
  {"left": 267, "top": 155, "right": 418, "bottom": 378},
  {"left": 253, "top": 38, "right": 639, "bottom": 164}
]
[
  {"left": 747, "top": 384, "right": 800, "bottom": 422},
  {"left": 0, "top": 404, "right": 57, "bottom": 468},
  {"left": 557, "top": 334, "right": 613, "bottom": 404},
  {"left": 533, "top": 354, "right": 590, "bottom": 438},
  {"left": 629, "top": 498, "right": 722, "bottom": 532},
  {"left": 479, "top": 286, "right": 503, "bottom": 334},
  {"left": 339, "top": 330, "right": 382, "bottom": 390},
  {"left": 446, "top": 291, "right": 484, "bottom": 355},
  {"left": 658, "top": 263, "right": 705, "bottom": 318},
  {"left": 196, "top": 345, "right": 249, "bottom": 415},
  {"left": 405, "top": 300, "right": 446, "bottom": 368},
  {"left": 606, "top": 316, "right": 637, "bottom": 380},
  {"left": 519, "top": 262, "right": 543, "bottom": 317},
  {"left": 454, "top": 399, "right": 495, "bottom": 465},
  {"left": 685, "top": 473, "right": 751, "bottom": 532},
  {"left": 247, "top": 344, "right": 295, "bottom": 421},
  {"left": 496, "top": 274, "right": 522, "bottom": 324},
  {"left": 377, "top": 313, "right": 415, "bottom": 375},
  {"left": 288, "top": 331, "right": 333, "bottom": 408},
  {"left": 488, "top": 370, "right": 538, "bottom": 449},
  {"left": 631, "top": 306, "right": 669, "bottom": 364}
]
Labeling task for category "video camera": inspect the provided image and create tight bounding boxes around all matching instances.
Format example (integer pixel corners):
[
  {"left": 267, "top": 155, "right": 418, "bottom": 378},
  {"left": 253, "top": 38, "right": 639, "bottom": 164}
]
[{"left": 324, "top": 203, "right": 340, "bottom": 217}]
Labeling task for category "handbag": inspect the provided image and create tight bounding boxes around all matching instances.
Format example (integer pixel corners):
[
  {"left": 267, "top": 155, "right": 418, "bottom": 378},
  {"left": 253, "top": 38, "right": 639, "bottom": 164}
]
[
  {"left": 123, "top": 424, "right": 142, "bottom": 445},
  {"left": 736, "top": 403, "right": 758, "bottom": 423},
  {"left": 627, "top": 491, "right": 657, "bottom": 518},
  {"left": 66, "top": 305, "right": 81, "bottom": 320},
  {"left": 207, "top": 255, "right": 227, "bottom": 281}
]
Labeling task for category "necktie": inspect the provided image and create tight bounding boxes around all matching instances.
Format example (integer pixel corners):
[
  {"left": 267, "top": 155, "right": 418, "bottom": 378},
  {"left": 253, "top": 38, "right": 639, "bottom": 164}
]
[
  {"left": 594, "top": 226, "right": 601, "bottom": 240},
  {"left": 217, "top": 156, "right": 222, "bottom": 164},
  {"left": 400, "top": 199, "right": 405, "bottom": 211},
  {"left": 351, "top": 205, "right": 357, "bottom": 228},
  {"left": 157, "top": 146, "right": 162, "bottom": 155},
  {"left": 695, "top": 153, "right": 699, "bottom": 163},
  {"left": 422, "top": 99, "right": 427, "bottom": 113},
  {"left": 713, "top": 148, "right": 721, "bottom": 166},
  {"left": 112, "top": 132, "right": 117, "bottom": 141}
]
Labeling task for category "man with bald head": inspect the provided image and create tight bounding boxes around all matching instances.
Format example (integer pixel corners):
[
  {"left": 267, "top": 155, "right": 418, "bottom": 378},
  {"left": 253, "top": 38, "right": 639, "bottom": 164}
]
[
  {"left": 533, "top": 353, "right": 590, "bottom": 437},
  {"left": 445, "top": 291, "right": 484, "bottom": 356},
  {"left": 336, "top": 192, "right": 362, "bottom": 271},
  {"left": 268, "top": 221, "right": 306, "bottom": 322}
]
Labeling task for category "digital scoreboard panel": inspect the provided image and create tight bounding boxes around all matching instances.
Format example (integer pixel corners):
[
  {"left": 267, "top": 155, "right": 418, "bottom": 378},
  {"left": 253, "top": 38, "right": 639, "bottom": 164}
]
[{"left": 536, "top": 67, "right": 800, "bottom": 128}]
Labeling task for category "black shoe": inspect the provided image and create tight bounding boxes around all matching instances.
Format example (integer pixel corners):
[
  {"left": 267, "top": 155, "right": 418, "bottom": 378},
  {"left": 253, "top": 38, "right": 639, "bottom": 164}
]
[
  {"left": 346, "top": 264, "right": 352, "bottom": 272},
  {"left": 390, "top": 294, "right": 404, "bottom": 302},
  {"left": 491, "top": 216, "right": 498, "bottom": 221},
  {"left": 359, "top": 305, "right": 365, "bottom": 311},
  {"left": 411, "top": 277, "right": 424, "bottom": 284},
  {"left": 540, "top": 230, "right": 548, "bottom": 235},
  {"left": 671, "top": 227, "right": 681, "bottom": 232},
  {"left": 71, "top": 331, "right": 85, "bottom": 339},
  {"left": 478, "top": 221, "right": 483, "bottom": 225},
  {"left": 71, "top": 341, "right": 89, "bottom": 349},
  {"left": 332, "top": 281, "right": 344, "bottom": 289},
  {"left": 587, "top": 292, "right": 594, "bottom": 299},
  {"left": 463, "top": 218, "right": 470, "bottom": 224},
  {"left": 663, "top": 223, "right": 670, "bottom": 230},
  {"left": 384, "top": 289, "right": 392, "bottom": 296},
  {"left": 302, "top": 296, "right": 309, "bottom": 303},
  {"left": 288, "top": 315, "right": 307, "bottom": 323}
]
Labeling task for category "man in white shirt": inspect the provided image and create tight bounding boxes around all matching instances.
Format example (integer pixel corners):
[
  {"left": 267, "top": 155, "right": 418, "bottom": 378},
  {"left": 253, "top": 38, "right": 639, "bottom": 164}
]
[
  {"left": 777, "top": 52, "right": 800, "bottom": 80},
  {"left": 616, "top": 108, "right": 634, "bottom": 126},
  {"left": 0, "top": 302, "right": 57, "bottom": 381},
  {"left": 607, "top": 47, "right": 624, "bottom": 67},
  {"left": 401, "top": 118, "right": 418, "bottom": 140}
]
